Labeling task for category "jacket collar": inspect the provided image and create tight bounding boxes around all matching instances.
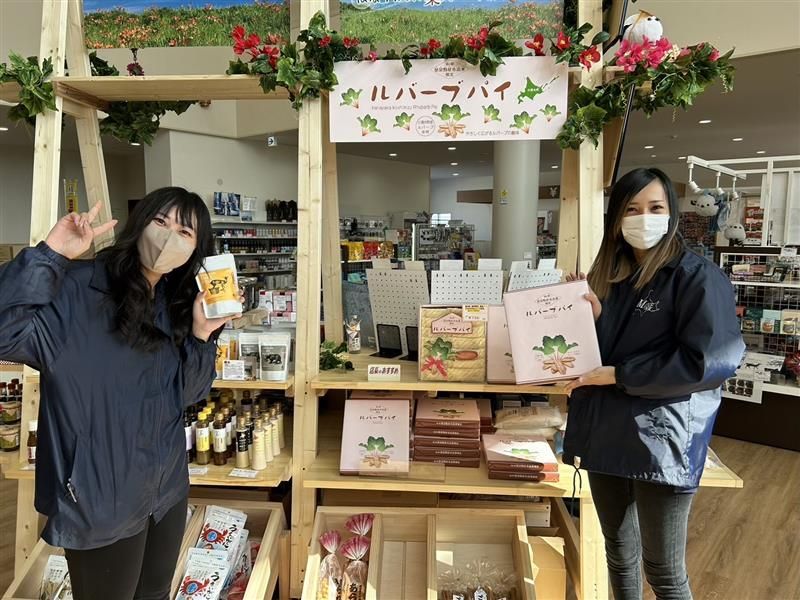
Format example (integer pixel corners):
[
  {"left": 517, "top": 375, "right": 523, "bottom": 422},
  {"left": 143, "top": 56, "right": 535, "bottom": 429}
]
[{"left": 89, "top": 258, "right": 111, "bottom": 294}]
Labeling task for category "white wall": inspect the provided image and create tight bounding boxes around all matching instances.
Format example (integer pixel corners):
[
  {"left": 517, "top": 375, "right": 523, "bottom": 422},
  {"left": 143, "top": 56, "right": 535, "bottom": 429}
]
[
  {"left": 430, "top": 176, "right": 493, "bottom": 242},
  {"left": 0, "top": 144, "right": 144, "bottom": 244},
  {"left": 158, "top": 130, "right": 430, "bottom": 219}
]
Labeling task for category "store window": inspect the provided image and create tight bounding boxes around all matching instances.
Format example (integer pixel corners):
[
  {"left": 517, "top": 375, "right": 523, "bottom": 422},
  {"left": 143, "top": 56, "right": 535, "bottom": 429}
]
[{"left": 431, "top": 213, "right": 451, "bottom": 226}]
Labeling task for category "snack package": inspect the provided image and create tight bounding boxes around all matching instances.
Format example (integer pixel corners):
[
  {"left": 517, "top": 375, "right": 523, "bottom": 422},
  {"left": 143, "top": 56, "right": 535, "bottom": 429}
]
[
  {"left": 196, "top": 506, "right": 248, "bottom": 555},
  {"left": 39, "top": 555, "right": 70, "bottom": 600},
  {"left": 175, "top": 551, "right": 230, "bottom": 600},
  {"left": 197, "top": 255, "right": 241, "bottom": 319},
  {"left": 317, "top": 530, "right": 343, "bottom": 600},
  {"left": 341, "top": 536, "right": 370, "bottom": 600},
  {"left": 494, "top": 405, "right": 564, "bottom": 430}
]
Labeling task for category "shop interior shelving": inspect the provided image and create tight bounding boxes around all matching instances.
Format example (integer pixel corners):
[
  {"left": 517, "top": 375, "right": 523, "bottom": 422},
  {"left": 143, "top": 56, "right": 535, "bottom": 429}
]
[{"left": 7, "top": 2, "right": 744, "bottom": 599}]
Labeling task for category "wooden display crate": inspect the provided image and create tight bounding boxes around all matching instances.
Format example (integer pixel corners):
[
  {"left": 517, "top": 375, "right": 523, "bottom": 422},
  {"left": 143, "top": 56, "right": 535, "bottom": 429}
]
[
  {"left": 300, "top": 507, "right": 535, "bottom": 600},
  {"left": 3, "top": 499, "right": 286, "bottom": 600}
]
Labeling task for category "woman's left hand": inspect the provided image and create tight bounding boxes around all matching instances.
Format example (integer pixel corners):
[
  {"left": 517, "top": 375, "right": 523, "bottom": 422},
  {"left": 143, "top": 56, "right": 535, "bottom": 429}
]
[
  {"left": 564, "top": 366, "right": 616, "bottom": 396},
  {"left": 191, "top": 288, "right": 246, "bottom": 342}
]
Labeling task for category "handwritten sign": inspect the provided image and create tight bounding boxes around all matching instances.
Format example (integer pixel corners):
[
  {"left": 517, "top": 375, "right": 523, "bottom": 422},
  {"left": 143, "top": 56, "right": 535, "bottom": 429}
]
[
  {"left": 331, "top": 57, "right": 567, "bottom": 143},
  {"left": 367, "top": 364, "right": 402, "bottom": 382}
]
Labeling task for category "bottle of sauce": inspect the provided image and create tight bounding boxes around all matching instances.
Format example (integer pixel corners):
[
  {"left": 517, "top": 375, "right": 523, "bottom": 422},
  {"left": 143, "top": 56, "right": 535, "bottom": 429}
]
[
  {"left": 269, "top": 407, "right": 281, "bottom": 457},
  {"left": 222, "top": 407, "right": 233, "bottom": 458},
  {"left": 251, "top": 418, "right": 267, "bottom": 471},
  {"left": 184, "top": 410, "right": 194, "bottom": 464},
  {"left": 235, "top": 416, "right": 250, "bottom": 468},
  {"left": 195, "top": 415, "right": 211, "bottom": 465},
  {"left": 27, "top": 420, "right": 38, "bottom": 465},
  {"left": 212, "top": 412, "right": 227, "bottom": 466},
  {"left": 244, "top": 410, "right": 253, "bottom": 461},
  {"left": 276, "top": 402, "right": 285, "bottom": 449}
]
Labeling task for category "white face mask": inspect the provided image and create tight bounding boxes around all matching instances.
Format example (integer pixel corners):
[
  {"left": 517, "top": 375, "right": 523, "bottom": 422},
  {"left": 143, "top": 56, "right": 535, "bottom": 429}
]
[
  {"left": 621, "top": 214, "right": 670, "bottom": 250},
  {"left": 137, "top": 222, "right": 195, "bottom": 274}
]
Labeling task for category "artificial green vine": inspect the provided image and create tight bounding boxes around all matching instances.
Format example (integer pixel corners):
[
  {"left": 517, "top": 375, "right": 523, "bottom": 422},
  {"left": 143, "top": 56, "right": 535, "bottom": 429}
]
[
  {"left": 0, "top": 53, "right": 56, "bottom": 126},
  {"left": 319, "top": 341, "right": 354, "bottom": 371},
  {"left": 88, "top": 52, "right": 195, "bottom": 145}
]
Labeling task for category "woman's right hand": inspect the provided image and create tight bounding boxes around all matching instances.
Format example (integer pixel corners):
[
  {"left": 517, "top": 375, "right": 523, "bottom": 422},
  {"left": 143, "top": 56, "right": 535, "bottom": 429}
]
[
  {"left": 45, "top": 202, "right": 118, "bottom": 260},
  {"left": 567, "top": 272, "right": 602, "bottom": 321}
]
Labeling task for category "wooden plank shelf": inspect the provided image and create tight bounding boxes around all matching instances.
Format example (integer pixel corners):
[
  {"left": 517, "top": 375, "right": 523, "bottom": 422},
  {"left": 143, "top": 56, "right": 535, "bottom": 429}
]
[
  {"left": 3, "top": 446, "right": 292, "bottom": 488},
  {"left": 212, "top": 376, "right": 294, "bottom": 394},
  {"left": 304, "top": 447, "right": 742, "bottom": 498},
  {"left": 0, "top": 363, "right": 23, "bottom": 373},
  {"left": 312, "top": 354, "right": 568, "bottom": 395},
  {"left": 0, "top": 81, "right": 21, "bottom": 103},
  {"left": 52, "top": 75, "right": 288, "bottom": 103}
]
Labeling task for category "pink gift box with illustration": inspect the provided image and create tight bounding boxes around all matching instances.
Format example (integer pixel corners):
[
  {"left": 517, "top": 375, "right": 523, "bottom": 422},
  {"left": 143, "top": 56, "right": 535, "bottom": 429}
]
[
  {"left": 503, "top": 280, "right": 601, "bottom": 384},
  {"left": 487, "top": 305, "right": 516, "bottom": 384}
]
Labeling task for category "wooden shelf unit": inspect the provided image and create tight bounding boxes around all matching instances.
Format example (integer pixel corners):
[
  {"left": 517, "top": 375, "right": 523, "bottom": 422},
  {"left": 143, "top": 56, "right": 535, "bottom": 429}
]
[{"left": 212, "top": 376, "right": 295, "bottom": 395}]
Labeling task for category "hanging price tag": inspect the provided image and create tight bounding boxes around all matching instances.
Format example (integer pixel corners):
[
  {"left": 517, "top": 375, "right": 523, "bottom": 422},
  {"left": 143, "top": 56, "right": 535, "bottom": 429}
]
[{"left": 462, "top": 304, "right": 488, "bottom": 322}]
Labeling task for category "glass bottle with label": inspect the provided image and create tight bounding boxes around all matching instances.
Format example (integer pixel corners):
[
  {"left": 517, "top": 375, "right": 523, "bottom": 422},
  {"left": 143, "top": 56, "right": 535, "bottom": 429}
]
[
  {"left": 276, "top": 402, "right": 285, "bottom": 449},
  {"left": 264, "top": 414, "right": 274, "bottom": 464},
  {"left": 251, "top": 418, "right": 267, "bottom": 471},
  {"left": 212, "top": 413, "right": 227, "bottom": 466},
  {"left": 235, "top": 416, "right": 250, "bottom": 468},
  {"left": 195, "top": 415, "right": 211, "bottom": 465},
  {"left": 27, "top": 420, "right": 38, "bottom": 465},
  {"left": 184, "top": 410, "right": 194, "bottom": 464},
  {"left": 270, "top": 407, "right": 281, "bottom": 457},
  {"left": 222, "top": 407, "right": 233, "bottom": 458}
]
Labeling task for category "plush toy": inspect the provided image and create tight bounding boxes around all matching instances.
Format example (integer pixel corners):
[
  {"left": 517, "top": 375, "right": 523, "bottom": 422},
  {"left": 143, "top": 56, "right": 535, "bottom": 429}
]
[
  {"left": 622, "top": 10, "right": 664, "bottom": 45},
  {"left": 693, "top": 193, "right": 718, "bottom": 217},
  {"left": 724, "top": 224, "right": 746, "bottom": 242}
]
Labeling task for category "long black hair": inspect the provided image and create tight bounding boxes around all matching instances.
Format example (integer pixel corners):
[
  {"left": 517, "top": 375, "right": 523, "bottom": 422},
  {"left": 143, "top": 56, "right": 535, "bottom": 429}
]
[
  {"left": 588, "top": 168, "right": 685, "bottom": 299},
  {"left": 100, "top": 187, "right": 213, "bottom": 352}
]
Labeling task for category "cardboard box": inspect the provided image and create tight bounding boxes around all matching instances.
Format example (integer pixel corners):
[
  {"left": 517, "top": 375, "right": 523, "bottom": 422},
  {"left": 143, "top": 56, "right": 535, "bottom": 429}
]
[
  {"left": 340, "top": 399, "right": 410, "bottom": 475},
  {"left": 418, "top": 306, "right": 486, "bottom": 382},
  {"left": 530, "top": 536, "right": 566, "bottom": 600}
]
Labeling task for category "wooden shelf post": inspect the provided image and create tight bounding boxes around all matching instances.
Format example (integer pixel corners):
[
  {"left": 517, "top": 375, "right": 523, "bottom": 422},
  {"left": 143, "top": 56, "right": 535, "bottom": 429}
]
[{"left": 321, "top": 100, "right": 344, "bottom": 344}]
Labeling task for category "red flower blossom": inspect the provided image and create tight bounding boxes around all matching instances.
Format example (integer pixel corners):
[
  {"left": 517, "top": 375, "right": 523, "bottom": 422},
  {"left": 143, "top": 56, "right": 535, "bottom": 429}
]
[
  {"left": 231, "top": 25, "right": 245, "bottom": 41},
  {"left": 368, "top": 51, "right": 378, "bottom": 62},
  {"left": 556, "top": 31, "right": 571, "bottom": 51},
  {"left": 678, "top": 46, "right": 692, "bottom": 58},
  {"left": 579, "top": 45, "right": 601, "bottom": 70},
  {"left": 478, "top": 26, "right": 489, "bottom": 42},
  {"left": 319, "top": 35, "right": 331, "bottom": 48},
  {"left": 261, "top": 45, "right": 280, "bottom": 69},
  {"left": 245, "top": 33, "right": 260, "bottom": 50},
  {"left": 428, "top": 38, "right": 442, "bottom": 52},
  {"left": 709, "top": 48, "right": 720, "bottom": 61},
  {"left": 525, "top": 33, "right": 545, "bottom": 56},
  {"left": 343, "top": 36, "right": 360, "bottom": 48},
  {"left": 420, "top": 45, "right": 430, "bottom": 57}
]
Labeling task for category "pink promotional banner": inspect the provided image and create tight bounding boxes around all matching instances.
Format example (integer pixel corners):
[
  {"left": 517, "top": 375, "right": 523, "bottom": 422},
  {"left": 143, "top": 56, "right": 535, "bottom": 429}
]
[{"left": 330, "top": 56, "right": 568, "bottom": 143}]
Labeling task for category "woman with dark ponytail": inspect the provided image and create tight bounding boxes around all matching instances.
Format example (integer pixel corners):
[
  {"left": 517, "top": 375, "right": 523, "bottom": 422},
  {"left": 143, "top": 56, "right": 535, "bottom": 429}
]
[{"left": 0, "top": 187, "right": 238, "bottom": 600}]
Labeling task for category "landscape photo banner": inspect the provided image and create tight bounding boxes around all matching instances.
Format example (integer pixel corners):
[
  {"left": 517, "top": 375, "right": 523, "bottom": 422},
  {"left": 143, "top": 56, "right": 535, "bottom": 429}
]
[{"left": 330, "top": 56, "right": 568, "bottom": 143}]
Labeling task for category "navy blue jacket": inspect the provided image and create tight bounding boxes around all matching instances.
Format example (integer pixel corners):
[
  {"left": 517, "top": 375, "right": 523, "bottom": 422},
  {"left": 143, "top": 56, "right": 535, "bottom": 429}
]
[
  {"left": 563, "top": 250, "right": 745, "bottom": 488},
  {"left": 0, "top": 243, "right": 217, "bottom": 549}
]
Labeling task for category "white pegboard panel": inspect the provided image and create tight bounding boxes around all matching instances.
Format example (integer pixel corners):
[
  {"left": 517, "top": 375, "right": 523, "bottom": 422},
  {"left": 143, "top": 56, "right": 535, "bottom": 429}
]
[
  {"left": 507, "top": 269, "right": 563, "bottom": 292},
  {"left": 430, "top": 270, "right": 505, "bottom": 305},
  {"left": 367, "top": 269, "right": 430, "bottom": 354}
]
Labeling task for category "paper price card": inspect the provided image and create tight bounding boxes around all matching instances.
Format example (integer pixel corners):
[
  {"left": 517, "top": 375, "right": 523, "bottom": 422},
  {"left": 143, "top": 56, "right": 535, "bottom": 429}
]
[{"left": 462, "top": 304, "right": 489, "bottom": 322}]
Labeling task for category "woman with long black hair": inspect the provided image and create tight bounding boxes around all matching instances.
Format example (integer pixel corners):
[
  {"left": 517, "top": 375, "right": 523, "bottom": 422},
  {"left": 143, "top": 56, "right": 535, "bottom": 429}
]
[
  {"left": 563, "top": 168, "right": 745, "bottom": 600},
  {"left": 0, "top": 187, "right": 236, "bottom": 600}
]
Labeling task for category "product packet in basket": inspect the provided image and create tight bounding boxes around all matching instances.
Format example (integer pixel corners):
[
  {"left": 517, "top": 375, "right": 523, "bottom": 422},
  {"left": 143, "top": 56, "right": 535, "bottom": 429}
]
[
  {"left": 503, "top": 280, "right": 601, "bottom": 384},
  {"left": 317, "top": 530, "right": 343, "bottom": 600},
  {"left": 196, "top": 506, "right": 248, "bottom": 557},
  {"left": 341, "top": 535, "right": 371, "bottom": 600},
  {"left": 175, "top": 551, "right": 230, "bottom": 600}
]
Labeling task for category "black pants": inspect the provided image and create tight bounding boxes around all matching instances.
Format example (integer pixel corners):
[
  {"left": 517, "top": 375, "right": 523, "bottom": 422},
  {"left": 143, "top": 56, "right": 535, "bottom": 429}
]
[
  {"left": 589, "top": 472, "right": 695, "bottom": 600},
  {"left": 64, "top": 497, "right": 188, "bottom": 600}
]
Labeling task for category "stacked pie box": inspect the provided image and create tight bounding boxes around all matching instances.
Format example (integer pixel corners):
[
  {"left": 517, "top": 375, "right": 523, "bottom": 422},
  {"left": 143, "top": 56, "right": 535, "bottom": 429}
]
[
  {"left": 413, "top": 398, "right": 481, "bottom": 468},
  {"left": 349, "top": 390, "right": 415, "bottom": 460},
  {"left": 482, "top": 434, "right": 561, "bottom": 482}
]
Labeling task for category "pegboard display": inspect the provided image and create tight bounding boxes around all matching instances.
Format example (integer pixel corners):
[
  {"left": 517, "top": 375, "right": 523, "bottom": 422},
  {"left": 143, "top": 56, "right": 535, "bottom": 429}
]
[
  {"left": 507, "top": 269, "right": 564, "bottom": 292},
  {"left": 366, "top": 269, "right": 430, "bottom": 355},
  {"left": 430, "top": 271, "right": 504, "bottom": 305},
  {"left": 721, "top": 252, "right": 800, "bottom": 359}
]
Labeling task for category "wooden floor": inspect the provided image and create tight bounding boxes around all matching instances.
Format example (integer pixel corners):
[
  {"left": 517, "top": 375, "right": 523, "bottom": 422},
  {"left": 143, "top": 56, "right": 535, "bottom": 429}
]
[{"left": 1, "top": 436, "right": 798, "bottom": 599}]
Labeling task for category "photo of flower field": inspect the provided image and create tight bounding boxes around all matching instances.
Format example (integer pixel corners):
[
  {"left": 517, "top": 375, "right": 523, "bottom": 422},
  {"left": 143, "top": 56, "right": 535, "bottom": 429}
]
[{"left": 82, "top": 0, "right": 562, "bottom": 49}]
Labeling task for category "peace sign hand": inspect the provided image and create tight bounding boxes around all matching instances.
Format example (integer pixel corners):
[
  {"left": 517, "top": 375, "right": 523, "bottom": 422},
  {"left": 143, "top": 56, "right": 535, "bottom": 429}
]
[{"left": 45, "top": 202, "right": 118, "bottom": 260}]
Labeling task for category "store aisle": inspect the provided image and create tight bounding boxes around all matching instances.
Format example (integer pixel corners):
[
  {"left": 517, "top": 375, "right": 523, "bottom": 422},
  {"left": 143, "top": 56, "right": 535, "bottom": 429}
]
[{"left": 1, "top": 437, "right": 798, "bottom": 598}]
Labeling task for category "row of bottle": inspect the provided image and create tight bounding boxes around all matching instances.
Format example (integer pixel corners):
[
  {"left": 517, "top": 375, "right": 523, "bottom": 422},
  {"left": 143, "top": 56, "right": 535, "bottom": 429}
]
[
  {"left": 266, "top": 200, "right": 298, "bottom": 223},
  {"left": 0, "top": 379, "right": 23, "bottom": 452},
  {"left": 220, "top": 239, "right": 297, "bottom": 255},
  {"left": 216, "top": 226, "right": 298, "bottom": 239},
  {"left": 184, "top": 394, "right": 285, "bottom": 471}
]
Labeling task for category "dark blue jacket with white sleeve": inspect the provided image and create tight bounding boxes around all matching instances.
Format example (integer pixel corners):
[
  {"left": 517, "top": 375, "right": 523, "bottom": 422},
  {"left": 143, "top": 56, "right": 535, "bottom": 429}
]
[
  {"left": 563, "top": 249, "right": 745, "bottom": 489},
  {"left": 0, "top": 243, "right": 217, "bottom": 549}
]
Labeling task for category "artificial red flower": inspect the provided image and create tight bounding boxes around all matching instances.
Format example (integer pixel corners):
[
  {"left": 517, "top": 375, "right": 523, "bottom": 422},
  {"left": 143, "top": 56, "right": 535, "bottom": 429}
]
[
  {"left": 244, "top": 33, "right": 261, "bottom": 50},
  {"left": 578, "top": 45, "right": 601, "bottom": 70},
  {"left": 556, "top": 31, "right": 571, "bottom": 51},
  {"left": 231, "top": 25, "right": 245, "bottom": 40},
  {"left": 343, "top": 36, "right": 360, "bottom": 48},
  {"left": 261, "top": 45, "right": 280, "bottom": 69},
  {"left": 466, "top": 36, "right": 484, "bottom": 50},
  {"left": 428, "top": 38, "right": 442, "bottom": 52},
  {"left": 678, "top": 46, "right": 692, "bottom": 58},
  {"left": 420, "top": 45, "right": 430, "bottom": 57},
  {"left": 478, "top": 26, "right": 489, "bottom": 42},
  {"left": 709, "top": 48, "right": 720, "bottom": 61},
  {"left": 525, "top": 33, "right": 545, "bottom": 56},
  {"left": 319, "top": 35, "right": 331, "bottom": 47},
  {"left": 368, "top": 51, "right": 378, "bottom": 62}
]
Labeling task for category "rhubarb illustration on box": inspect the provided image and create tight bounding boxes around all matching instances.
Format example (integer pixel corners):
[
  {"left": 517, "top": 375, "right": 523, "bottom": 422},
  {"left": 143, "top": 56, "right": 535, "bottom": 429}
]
[
  {"left": 503, "top": 280, "right": 601, "bottom": 384},
  {"left": 340, "top": 399, "right": 409, "bottom": 475},
  {"left": 418, "top": 306, "right": 486, "bottom": 382}
]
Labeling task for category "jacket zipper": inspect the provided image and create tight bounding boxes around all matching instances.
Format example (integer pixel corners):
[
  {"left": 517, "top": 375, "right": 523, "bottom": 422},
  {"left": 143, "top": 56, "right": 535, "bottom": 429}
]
[{"left": 66, "top": 478, "right": 77, "bottom": 503}]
